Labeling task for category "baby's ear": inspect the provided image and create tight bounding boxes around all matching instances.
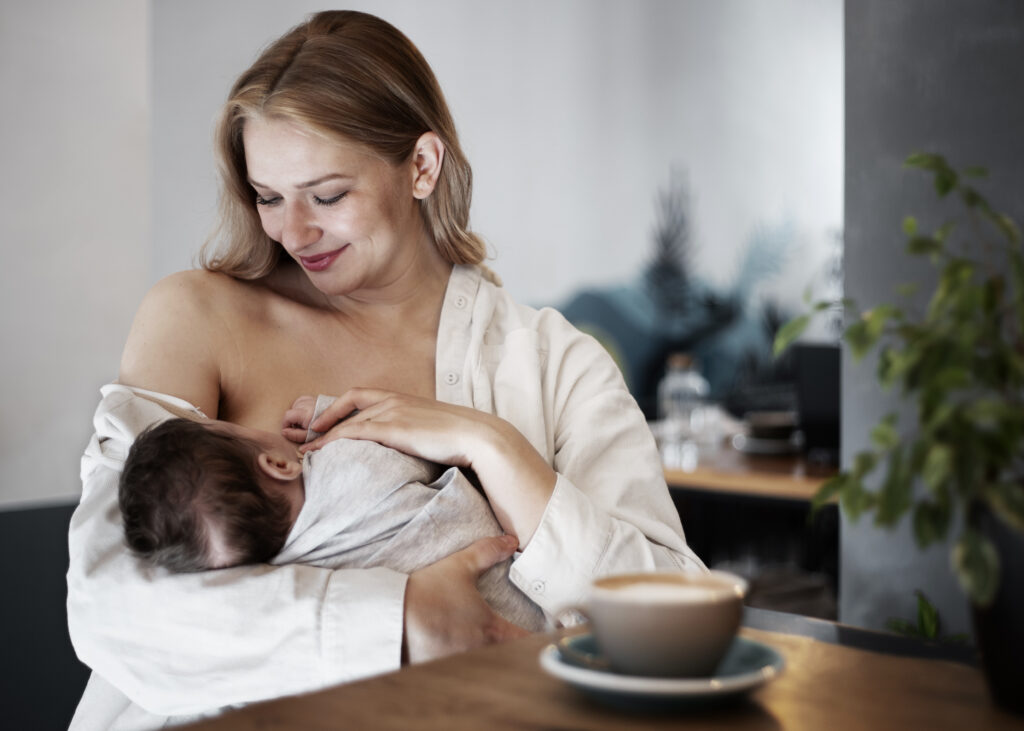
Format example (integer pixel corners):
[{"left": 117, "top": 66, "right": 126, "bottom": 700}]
[{"left": 257, "top": 452, "right": 303, "bottom": 481}]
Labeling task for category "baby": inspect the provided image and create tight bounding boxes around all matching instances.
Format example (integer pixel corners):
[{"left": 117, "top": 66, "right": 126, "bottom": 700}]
[{"left": 117, "top": 397, "right": 545, "bottom": 631}]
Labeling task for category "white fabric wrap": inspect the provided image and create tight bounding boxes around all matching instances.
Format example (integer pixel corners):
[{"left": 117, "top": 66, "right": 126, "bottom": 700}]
[
  {"left": 68, "top": 385, "right": 406, "bottom": 729},
  {"left": 276, "top": 436, "right": 544, "bottom": 631}
]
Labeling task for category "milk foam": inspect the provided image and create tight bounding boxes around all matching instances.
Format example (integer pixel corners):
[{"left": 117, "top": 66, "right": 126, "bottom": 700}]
[{"left": 601, "top": 580, "right": 733, "bottom": 603}]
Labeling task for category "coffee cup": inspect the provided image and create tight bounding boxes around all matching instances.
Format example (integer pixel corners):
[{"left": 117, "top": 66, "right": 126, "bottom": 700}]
[{"left": 559, "top": 570, "right": 747, "bottom": 677}]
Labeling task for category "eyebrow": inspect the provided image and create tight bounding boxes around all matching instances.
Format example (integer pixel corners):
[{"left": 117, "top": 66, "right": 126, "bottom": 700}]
[{"left": 248, "top": 173, "right": 353, "bottom": 190}]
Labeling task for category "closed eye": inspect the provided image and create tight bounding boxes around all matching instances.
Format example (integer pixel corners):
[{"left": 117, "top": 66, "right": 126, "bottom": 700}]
[
  {"left": 314, "top": 192, "right": 347, "bottom": 207},
  {"left": 255, "top": 195, "right": 281, "bottom": 207}
]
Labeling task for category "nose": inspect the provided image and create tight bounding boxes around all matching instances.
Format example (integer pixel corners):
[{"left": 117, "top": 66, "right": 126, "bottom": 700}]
[{"left": 279, "top": 201, "right": 322, "bottom": 252}]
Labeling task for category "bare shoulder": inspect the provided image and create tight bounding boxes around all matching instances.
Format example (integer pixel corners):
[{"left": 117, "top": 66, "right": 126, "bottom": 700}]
[
  {"left": 145, "top": 268, "right": 251, "bottom": 304},
  {"left": 118, "top": 270, "right": 263, "bottom": 416}
]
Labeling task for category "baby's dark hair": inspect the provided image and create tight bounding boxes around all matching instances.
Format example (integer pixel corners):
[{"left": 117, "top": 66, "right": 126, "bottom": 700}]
[{"left": 118, "top": 418, "right": 294, "bottom": 572}]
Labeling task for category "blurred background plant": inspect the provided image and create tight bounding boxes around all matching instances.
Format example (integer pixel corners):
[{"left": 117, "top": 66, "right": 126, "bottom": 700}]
[{"left": 775, "top": 153, "right": 1024, "bottom": 606}]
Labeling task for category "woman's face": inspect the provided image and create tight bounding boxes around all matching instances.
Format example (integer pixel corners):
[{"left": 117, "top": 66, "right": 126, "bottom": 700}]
[{"left": 242, "top": 117, "right": 428, "bottom": 299}]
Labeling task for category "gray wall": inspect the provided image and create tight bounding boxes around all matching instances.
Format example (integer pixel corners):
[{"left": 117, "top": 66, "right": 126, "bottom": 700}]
[
  {"left": 842, "top": 1, "right": 1024, "bottom": 634},
  {"left": 0, "top": 0, "right": 149, "bottom": 508}
]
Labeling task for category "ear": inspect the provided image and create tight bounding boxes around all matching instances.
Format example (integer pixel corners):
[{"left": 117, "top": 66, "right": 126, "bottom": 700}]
[
  {"left": 410, "top": 132, "right": 446, "bottom": 200},
  {"left": 257, "top": 452, "right": 303, "bottom": 481}
]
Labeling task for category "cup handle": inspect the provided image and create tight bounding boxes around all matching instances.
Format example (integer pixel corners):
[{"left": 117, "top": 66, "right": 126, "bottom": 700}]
[{"left": 550, "top": 605, "right": 613, "bottom": 672}]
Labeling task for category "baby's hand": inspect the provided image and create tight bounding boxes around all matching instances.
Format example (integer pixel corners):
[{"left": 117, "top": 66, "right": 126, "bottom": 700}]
[{"left": 282, "top": 395, "right": 317, "bottom": 443}]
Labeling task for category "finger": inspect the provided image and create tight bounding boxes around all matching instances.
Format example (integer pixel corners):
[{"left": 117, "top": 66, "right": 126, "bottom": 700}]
[
  {"left": 299, "top": 417, "right": 384, "bottom": 453},
  {"left": 309, "top": 387, "right": 397, "bottom": 431},
  {"left": 281, "top": 427, "right": 309, "bottom": 444},
  {"left": 486, "top": 615, "right": 530, "bottom": 643},
  {"left": 281, "top": 408, "right": 310, "bottom": 430},
  {"left": 457, "top": 535, "right": 520, "bottom": 577}
]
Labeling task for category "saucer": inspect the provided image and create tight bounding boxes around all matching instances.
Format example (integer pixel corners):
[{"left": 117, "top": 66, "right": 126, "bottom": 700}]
[{"left": 539, "top": 634, "right": 783, "bottom": 710}]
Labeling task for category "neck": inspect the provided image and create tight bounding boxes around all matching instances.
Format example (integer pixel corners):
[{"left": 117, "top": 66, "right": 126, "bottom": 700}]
[
  {"left": 332, "top": 250, "right": 452, "bottom": 319},
  {"left": 281, "top": 234, "right": 454, "bottom": 331}
]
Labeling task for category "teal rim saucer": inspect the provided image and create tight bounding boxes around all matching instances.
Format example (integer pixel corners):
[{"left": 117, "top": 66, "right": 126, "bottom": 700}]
[{"left": 539, "top": 634, "right": 784, "bottom": 701}]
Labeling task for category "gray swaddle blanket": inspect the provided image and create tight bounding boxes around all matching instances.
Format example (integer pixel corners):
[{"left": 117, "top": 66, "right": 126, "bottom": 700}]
[{"left": 272, "top": 438, "right": 545, "bottom": 632}]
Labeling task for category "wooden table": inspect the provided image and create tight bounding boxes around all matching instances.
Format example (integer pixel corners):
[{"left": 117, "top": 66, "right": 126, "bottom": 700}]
[
  {"left": 664, "top": 445, "right": 836, "bottom": 502},
  {"left": 183, "top": 612, "right": 1017, "bottom": 730}
]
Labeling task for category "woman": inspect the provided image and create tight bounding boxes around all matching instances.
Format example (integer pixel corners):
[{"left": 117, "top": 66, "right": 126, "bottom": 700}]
[{"left": 67, "top": 10, "right": 703, "bottom": 727}]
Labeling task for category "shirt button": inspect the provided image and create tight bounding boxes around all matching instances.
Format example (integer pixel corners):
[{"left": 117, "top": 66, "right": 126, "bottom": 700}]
[
  {"left": 454, "top": 294, "right": 468, "bottom": 309},
  {"left": 444, "top": 372, "right": 459, "bottom": 386},
  {"left": 530, "top": 580, "right": 546, "bottom": 595}
]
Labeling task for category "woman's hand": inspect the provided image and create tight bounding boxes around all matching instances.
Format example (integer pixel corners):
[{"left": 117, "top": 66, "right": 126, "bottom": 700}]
[
  {"left": 281, "top": 395, "right": 318, "bottom": 444},
  {"left": 303, "top": 389, "right": 487, "bottom": 466},
  {"left": 403, "top": 534, "right": 529, "bottom": 663},
  {"left": 302, "top": 388, "right": 558, "bottom": 547}
]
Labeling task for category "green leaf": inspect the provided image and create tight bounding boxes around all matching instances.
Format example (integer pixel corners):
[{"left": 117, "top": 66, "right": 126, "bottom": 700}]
[
  {"left": 922, "top": 444, "right": 953, "bottom": 492},
  {"left": 952, "top": 529, "right": 1000, "bottom": 607},
  {"left": 851, "top": 451, "right": 879, "bottom": 480},
  {"left": 915, "top": 591, "right": 940, "bottom": 640},
  {"left": 845, "top": 306, "right": 899, "bottom": 360},
  {"left": 933, "top": 221, "right": 956, "bottom": 243},
  {"left": 876, "top": 448, "right": 913, "bottom": 526},
  {"left": 983, "top": 482, "right": 1024, "bottom": 532},
  {"left": 905, "top": 152, "right": 948, "bottom": 171},
  {"left": 811, "top": 474, "right": 845, "bottom": 513},
  {"left": 965, "top": 398, "right": 1007, "bottom": 430},
  {"left": 840, "top": 472, "right": 875, "bottom": 521},
  {"left": 935, "top": 169, "right": 957, "bottom": 197},
  {"left": 961, "top": 186, "right": 983, "bottom": 208},
  {"left": 902, "top": 216, "right": 918, "bottom": 236},
  {"left": 844, "top": 320, "right": 873, "bottom": 360},
  {"left": 922, "top": 402, "right": 955, "bottom": 436},
  {"left": 773, "top": 314, "right": 810, "bottom": 356},
  {"left": 870, "top": 413, "right": 900, "bottom": 450},
  {"left": 913, "top": 501, "right": 951, "bottom": 547},
  {"left": 932, "top": 367, "right": 969, "bottom": 392},
  {"left": 995, "top": 213, "right": 1022, "bottom": 246},
  {"left": 907, "top": 236, "right": 942, "bottom": 257},
  {"left": 982, "top": 275, "right": 1004, "bottom": 317},
  {"left": 964, "top": 166, "right": 989, "bottom": 178},
  {"left": 929, "top": 259, "right": 975, "bottom": 320}
]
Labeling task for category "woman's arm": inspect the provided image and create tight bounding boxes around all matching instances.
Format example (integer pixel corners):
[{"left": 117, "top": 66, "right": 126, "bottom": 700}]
[
  {"left": 303, "top": 390, "right": 556, "bottom": 546},
  {"left": 502, "top": 310, "right": 707, "bottom": 614}
]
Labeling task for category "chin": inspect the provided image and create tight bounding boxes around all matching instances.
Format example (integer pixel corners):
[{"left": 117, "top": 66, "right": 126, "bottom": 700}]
[{"left": 305, "top": 269, "right": 364, "bottom": 297}]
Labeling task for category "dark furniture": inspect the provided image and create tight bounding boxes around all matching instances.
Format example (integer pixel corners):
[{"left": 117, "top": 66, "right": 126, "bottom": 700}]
[{"left": 0, "top": 501, "right": 90, "bottom": 730}]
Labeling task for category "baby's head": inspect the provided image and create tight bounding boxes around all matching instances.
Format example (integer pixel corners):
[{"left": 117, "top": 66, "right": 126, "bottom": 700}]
[{"left": 118, "top": 417, "right": 305, "bottom": 572}]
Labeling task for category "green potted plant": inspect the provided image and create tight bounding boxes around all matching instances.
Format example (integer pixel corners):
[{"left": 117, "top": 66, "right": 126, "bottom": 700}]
[{"left": 774, "top": 153, "right": 1024, "bottom": 715}]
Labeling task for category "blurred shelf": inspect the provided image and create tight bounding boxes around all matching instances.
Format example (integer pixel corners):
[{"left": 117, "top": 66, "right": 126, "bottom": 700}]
[{"left": 664, "top": 443, "right": 837, "bottom": 501}]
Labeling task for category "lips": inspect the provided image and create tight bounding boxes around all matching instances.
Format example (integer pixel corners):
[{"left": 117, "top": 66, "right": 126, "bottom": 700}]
[{"left": 298, "top": 246, "right": 347, "bottom": 272}]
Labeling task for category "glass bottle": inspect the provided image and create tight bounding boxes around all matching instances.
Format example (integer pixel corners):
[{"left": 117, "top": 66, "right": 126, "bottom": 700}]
[{"left": 657, "top": 353, "right": 710, "bottom": 469}]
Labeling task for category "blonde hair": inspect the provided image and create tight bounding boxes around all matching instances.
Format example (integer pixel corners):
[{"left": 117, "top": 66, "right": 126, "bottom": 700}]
[{"left": 201, "top": 10, "right": 497, "bottom": 283}]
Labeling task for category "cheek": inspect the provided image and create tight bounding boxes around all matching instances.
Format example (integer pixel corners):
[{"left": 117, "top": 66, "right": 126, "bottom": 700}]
[{"left": 256, "top": 208, "right": 280, "bottom": 239}]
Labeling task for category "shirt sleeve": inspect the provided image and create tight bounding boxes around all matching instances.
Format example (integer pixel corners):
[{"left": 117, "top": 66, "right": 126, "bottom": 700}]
[
  {"left": 506, "top": 315, "right": 706, "bottom": 614},
  {"left": 66, "top": 387, "right": 406, "bottom": 716}
]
